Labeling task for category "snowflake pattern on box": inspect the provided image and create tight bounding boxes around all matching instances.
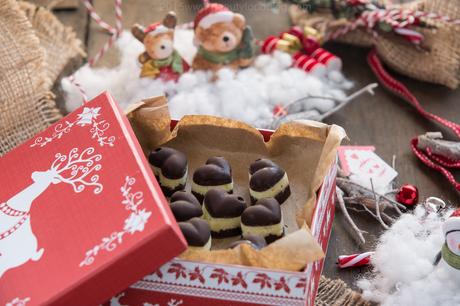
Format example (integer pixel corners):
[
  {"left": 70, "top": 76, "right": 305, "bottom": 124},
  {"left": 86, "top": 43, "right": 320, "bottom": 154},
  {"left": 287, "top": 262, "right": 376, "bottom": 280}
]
[
  {"left": 79, "top": 176, "right": 152, "bottom": 267},
  {"left": 30, "top": 107, "right": 115, "bottom": 148},
  {"left": 6, "top": 297, "right": 30, "bottom": 306}
]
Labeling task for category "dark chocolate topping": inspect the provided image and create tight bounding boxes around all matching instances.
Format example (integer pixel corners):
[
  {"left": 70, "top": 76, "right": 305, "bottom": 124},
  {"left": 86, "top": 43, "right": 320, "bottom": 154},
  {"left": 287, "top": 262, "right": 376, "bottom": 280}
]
[
  {"left": 170, "top": 191, "right": 203, "bottom": 222},
  {"left": 179, "top": 217, "right": 211, "bottom": 247},
  {"left": 241, "top": 198, "right": 281, "bottom": 226},
  {"left": 204, "top": 189, "right": 246, "bottom": 218},
  {"left": 249, "top": 167, "right": 285, "bottom": 192},
  {"left": 148, "top": 147, "right": 187, "bottom": 179},
  {"left": 228, "top": 234, "right": 267, "bottom": 249},
  {"left": 193, "top": 157, "right": 232, "bottom": 186},
  {"left": 249, "top": 158, "right": 280, "bottom": 175}
]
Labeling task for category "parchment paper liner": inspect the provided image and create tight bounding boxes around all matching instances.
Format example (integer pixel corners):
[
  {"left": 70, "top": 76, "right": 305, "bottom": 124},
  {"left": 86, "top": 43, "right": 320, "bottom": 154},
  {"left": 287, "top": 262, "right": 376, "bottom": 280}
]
[{"left": 126, "top": 96, "right": 346, "bottom": 271}]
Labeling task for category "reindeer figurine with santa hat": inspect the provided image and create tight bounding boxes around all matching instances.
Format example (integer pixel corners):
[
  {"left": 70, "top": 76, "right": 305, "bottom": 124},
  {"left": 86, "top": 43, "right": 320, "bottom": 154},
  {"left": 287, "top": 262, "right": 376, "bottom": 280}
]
[
  {"left": 434, "top": 208, "right": 460, "bottom": 279},
  {"left": 131, "top": 12, "right": 189, "bottom": 81}
]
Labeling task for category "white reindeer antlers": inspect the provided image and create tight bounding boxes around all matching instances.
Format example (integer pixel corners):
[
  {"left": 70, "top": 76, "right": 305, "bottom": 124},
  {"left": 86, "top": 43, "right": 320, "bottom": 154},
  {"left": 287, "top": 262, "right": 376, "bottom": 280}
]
[{"left": 51, "top": 147, "right": 103, "bottom": 194}]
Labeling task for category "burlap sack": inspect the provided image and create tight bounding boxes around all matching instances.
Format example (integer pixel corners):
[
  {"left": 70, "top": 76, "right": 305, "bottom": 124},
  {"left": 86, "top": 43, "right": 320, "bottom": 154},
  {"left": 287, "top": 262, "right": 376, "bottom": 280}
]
[
  {"left": 0, "top": 0, "right": 83, "bottom": 156},
  {"left": 290, "top": 0, "right": 460, "bottom": 89}
]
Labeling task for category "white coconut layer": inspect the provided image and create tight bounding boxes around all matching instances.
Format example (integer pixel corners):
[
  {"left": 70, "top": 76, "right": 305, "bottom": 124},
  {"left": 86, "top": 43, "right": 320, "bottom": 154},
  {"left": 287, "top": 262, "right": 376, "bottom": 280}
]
[
  {"left": 191, "top": 180, "right": 233, "bottom": 197},
  {"left": 241, "top": 217, "right": 284, "bottom": 238},
  {"left": 202, "top": 203, "right": 241, "bottom": 232},
  {"left": 249, "top": 173, "right": 289, "bottom": 200}
]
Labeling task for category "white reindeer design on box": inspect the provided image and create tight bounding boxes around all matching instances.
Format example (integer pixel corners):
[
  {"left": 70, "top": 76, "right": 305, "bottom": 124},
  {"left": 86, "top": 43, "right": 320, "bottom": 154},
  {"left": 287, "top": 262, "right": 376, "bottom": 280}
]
[{"left": 0, "top": 147, "right": 103, "bottom": 278}]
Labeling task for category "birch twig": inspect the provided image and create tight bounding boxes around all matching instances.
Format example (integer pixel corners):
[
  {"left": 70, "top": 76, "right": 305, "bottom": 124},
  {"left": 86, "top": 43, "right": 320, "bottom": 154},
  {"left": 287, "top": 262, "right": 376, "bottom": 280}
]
[
  {"left": 417, "top": 132, "right": 460, "bottom": 160},
  {"left": 336, "top": 187, "right": 366, "bottom": 245}
]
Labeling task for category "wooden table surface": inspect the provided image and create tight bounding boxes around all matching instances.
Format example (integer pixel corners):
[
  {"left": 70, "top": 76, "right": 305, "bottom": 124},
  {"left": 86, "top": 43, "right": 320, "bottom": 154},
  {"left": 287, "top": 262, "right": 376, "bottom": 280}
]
[{"left": 54, "top": 0, "right": 460, "bottom": 291}]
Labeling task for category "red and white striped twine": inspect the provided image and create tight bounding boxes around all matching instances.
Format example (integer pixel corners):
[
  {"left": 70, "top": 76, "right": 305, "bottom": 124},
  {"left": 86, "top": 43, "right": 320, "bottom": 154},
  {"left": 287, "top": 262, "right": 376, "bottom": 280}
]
[
  {"left": 327, "top": 8, "right": 460, "bottom": 42},
  {"left": 337, "top": 252, "right": 374, "bottom": 269},
  {"left": 367, "top": 48, "right": 460, "bottom": 192},
  {"left": 86, "top": 0, "right": 123, "bottom": 67},
  {"left": 67, "top": 0, "right": 123, "bottom": 104}
]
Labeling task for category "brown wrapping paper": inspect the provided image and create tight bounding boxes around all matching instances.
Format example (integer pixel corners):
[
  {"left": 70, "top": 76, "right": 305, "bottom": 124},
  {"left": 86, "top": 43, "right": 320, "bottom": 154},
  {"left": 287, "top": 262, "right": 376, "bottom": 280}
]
[{"left": 126, "top": 97, "right": 346, "bottom": 271}]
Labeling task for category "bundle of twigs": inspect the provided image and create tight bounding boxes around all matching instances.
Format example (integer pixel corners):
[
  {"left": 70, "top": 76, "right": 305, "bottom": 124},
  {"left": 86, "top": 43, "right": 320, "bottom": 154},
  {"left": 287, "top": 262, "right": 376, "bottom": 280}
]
[{"left": 335, "top": 168, "right": 407, "bottom": 245}]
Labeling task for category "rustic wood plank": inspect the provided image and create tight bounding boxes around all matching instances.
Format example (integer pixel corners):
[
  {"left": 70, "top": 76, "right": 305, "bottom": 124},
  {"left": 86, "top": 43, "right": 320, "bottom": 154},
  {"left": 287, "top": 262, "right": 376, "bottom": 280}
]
[
  {"left": 323, "top": 43, "right": 460, "bottom": 289},
  {"left": 53, "top": 0, "right": 88, "bottom": 44}
]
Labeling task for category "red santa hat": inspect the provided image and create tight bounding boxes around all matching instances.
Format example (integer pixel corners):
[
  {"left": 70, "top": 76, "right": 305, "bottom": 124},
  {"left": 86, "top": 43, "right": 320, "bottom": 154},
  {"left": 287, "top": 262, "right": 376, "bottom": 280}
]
[
  {"left": 144, "top": 22, "right": 172, "bottom": 36},
  {"left": 194, "top": 3, "right": 234, "bottom": 29},
  {"left": 443, "top": 208, "right": 460, "bottom": 237}
]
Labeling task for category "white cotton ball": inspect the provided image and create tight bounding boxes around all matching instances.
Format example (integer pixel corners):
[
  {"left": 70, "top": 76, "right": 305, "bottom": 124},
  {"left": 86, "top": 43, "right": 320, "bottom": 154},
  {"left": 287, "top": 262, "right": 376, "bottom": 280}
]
[
  {"left": 327, "top": 70, "right": 344, "bottom": 83},
  {"left": 176, "top": 72, "right": 198, "bottom": 91},
  {"left": 253, "top": 54, "right": 272, "bottom": 69},
  {"left": 273, "top": 51, "right": 293, "bottom": 69},
  {"left": 61, "top": 77, "right": 84, "bottom": 112},
  {"left": 216, "top": 68, "right": 235, "bottom": 82},
  {"left": 302, "top": 97, "right": 335, "bottom": 113}
]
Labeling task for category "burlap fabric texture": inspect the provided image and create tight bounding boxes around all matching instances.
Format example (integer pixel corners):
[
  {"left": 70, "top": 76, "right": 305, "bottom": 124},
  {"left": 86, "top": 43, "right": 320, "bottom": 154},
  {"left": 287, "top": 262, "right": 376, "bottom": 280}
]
[
  {"left": 0, "top": 0, "right": 83, "bottom": 156},
  {"left": 290, "top": 0, "right": 460, "bottom": 89}
]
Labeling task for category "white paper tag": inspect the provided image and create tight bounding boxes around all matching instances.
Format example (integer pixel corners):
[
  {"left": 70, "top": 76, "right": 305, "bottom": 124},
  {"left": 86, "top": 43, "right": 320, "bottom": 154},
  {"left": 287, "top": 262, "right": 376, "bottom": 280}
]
[{"left": 338, "top": 146, "right": 398, "bottom": 194}]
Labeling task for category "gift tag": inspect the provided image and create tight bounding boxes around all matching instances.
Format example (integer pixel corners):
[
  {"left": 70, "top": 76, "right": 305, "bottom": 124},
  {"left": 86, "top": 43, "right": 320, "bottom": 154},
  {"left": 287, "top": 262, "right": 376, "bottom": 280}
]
[{"left": 338, "top": 146, "right": 398, "bottom": 193}]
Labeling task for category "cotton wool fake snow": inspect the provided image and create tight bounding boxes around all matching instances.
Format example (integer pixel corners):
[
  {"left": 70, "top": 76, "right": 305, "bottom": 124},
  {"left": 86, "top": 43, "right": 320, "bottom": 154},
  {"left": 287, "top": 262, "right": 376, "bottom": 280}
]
[
  {"left": 357, "top": 206, "right": 460, "bottom": 306},
  {"left": 62, "top": 30, "right": 352, "bottom": 128}
]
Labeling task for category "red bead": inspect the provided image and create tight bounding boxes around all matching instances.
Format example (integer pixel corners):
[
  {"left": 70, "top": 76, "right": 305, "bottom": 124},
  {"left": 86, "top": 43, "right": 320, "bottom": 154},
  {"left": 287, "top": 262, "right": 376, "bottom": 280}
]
[
  {"left": 396, "top": 184, "right": 419, "bottom": 206},
  {"left": 273, "top": 105, "right": 287, "bottom": 117}
]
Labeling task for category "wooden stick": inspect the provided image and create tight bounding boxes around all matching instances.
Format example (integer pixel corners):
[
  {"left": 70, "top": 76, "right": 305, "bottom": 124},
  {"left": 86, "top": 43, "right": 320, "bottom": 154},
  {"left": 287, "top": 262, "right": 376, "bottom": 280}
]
[
  {"left": 417, "top": 132, "right": 460, "bottom": 160},
  {"left": 337, "top": 178, "right": 406, "bottom": 210},
  {"left": 336, "top": 187, "right": 366, "bottom": 245},
  {"left": 370, "top": 178, "right": 389, "bottom": 230}
]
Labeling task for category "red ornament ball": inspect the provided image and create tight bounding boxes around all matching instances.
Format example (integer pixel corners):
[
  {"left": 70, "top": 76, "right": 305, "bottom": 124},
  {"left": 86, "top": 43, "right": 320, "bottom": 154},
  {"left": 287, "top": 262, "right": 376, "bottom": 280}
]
[{"left": 396, "top": 184, "right": 419, "bottom": 207}]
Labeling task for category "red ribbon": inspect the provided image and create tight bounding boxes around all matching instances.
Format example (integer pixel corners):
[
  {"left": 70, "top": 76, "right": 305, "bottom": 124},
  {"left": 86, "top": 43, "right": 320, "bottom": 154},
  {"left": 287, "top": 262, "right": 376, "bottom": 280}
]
[{"left": 367, "top": 48, "right": 460, "bottom": 191}]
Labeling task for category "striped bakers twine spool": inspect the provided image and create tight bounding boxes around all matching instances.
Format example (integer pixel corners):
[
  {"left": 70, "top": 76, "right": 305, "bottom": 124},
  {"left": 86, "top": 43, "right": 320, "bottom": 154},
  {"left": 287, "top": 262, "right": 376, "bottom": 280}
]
[
  {"left": 337, "top": 252, "right": 374, "bottom": 269},
  {"left": 310, "top": 48, "right": 342, "bottom": 71},
  {"left": 327, "top": 8, "right": 460, "bottom": 43},
  {"left": 292, "top": 52, "right": 327, "bottom": 77}
]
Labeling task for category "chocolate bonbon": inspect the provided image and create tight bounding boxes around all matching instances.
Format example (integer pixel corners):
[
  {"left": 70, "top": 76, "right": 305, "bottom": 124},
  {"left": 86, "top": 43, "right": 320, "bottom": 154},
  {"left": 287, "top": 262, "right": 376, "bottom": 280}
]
[
  {"left": 249, "top": 158, "right": 290, "bottom": 205},
  {"left": 149, "top": 147, "right": 188, "bottom": 197},
  {"left": 179, "top": 217, "right": 212, "bottom": 251},
  {"left": 170, "top": 191, "right": 203, "bottom": 222},
  {"left": 202, "top": 189, "right": 246, "bottom": 238},
  {"left": 192, "top": 157, "right": 233, "bottom": 203},
  {"left": 241, "top": 198, "right": 284, "bottom": 243}
]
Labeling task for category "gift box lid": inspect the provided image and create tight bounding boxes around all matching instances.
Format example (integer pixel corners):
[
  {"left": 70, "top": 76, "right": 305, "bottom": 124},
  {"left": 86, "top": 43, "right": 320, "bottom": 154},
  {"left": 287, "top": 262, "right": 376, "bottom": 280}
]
[{"left": 0, "top": 92, "right": 187, "bottom": 306}]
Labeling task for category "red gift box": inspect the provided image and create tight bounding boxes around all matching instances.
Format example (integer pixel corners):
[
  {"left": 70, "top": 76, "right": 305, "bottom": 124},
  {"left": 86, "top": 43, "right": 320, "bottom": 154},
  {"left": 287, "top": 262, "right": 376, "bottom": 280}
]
[
  {"left": 0, "top": 93, "right": 187, "bottom": 306},
  {"left": 108, "top": 121, "right": 338, "bottom": 306}
]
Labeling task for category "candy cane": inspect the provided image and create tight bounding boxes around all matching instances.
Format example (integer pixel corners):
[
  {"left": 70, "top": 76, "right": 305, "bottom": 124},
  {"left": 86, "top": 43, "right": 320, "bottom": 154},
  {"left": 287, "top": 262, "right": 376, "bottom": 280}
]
[{"left": 337, "top": 252, "right": 374, "bottom": 268}]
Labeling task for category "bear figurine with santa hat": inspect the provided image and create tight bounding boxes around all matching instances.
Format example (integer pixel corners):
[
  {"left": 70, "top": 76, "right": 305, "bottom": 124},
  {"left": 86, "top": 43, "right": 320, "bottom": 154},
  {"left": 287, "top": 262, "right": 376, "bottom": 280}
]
[
  {"left": 131, "top": 11, "right": 189, "bottom": 81},
  {"left": 192, "top": 3, "right": 255, "bottom": 72},
  {"left": 434, "top": 208, "right": 460, "bottom": 279}
]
